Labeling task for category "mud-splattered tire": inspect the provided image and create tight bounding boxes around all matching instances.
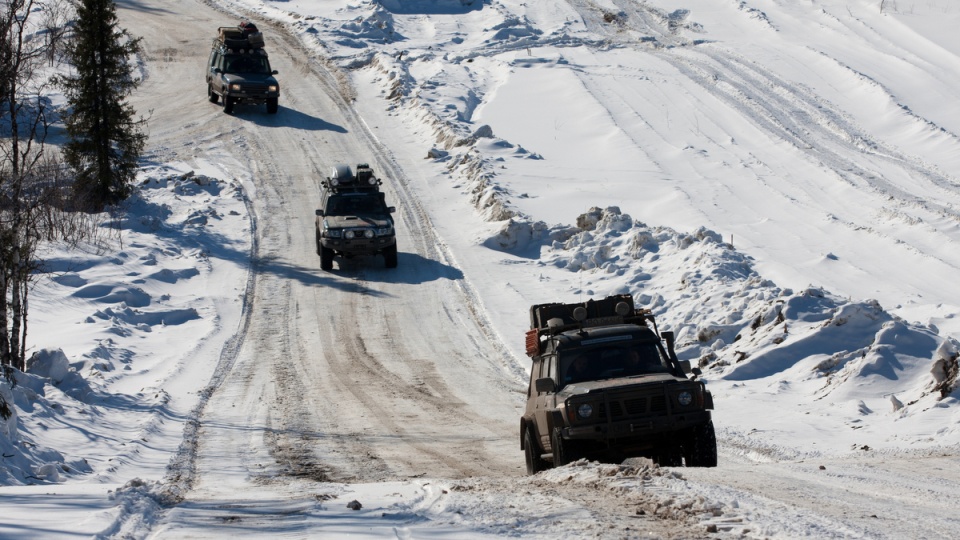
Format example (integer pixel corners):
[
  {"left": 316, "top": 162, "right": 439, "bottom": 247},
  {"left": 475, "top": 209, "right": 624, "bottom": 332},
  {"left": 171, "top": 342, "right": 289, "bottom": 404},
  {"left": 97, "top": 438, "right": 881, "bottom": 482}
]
[
  {"left": 684, "top": 420, "right": 718, "bottom": 467},
  {"left": 524, "top": 426, "right": 549, "bottom": 475},
  {"left": 383, "top": 244, "right": 398, "bottom": 268},
  {"left": 551, "top": 427, "right": 579, "bottom": 467},
  {"left": 320, "top": 245, "right": 334, "bottom": 271},
  {"left": 223, "top": 96, "right": 235, "bottom": 114},
  {"left": 208, "top": 85, "right": 219, "bottom": 104}
]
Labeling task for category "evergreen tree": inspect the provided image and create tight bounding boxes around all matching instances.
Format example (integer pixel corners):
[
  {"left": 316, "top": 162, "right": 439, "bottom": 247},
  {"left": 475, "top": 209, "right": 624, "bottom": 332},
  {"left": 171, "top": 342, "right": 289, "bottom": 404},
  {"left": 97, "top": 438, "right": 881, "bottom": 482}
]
[{"left": 58, "top": 0, "right": 145, "bottom": 209}]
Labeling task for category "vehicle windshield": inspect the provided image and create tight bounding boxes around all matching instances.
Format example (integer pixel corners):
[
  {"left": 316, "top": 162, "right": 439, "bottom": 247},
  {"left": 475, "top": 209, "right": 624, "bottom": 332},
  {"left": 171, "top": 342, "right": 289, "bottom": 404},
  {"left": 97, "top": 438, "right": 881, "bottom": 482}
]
[
  {"left": 559, "top": 342, "right": 668, "bottom": 386},
  {"left": 325, "top": 194, "right": 385, "bottom": 216},
  {"left": 225, "top": 55, "right": 271, "bottom": 75}
]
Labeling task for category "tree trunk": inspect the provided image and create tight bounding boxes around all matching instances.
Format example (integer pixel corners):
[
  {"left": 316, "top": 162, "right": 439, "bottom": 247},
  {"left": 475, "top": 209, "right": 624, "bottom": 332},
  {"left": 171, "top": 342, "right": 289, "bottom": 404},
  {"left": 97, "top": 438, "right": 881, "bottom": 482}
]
[
  {"left": 0, "top": 271, "right": 8, "bottom": 366},
  {"left": 9, "top": 247, "right": 21, "bottom": 369}
]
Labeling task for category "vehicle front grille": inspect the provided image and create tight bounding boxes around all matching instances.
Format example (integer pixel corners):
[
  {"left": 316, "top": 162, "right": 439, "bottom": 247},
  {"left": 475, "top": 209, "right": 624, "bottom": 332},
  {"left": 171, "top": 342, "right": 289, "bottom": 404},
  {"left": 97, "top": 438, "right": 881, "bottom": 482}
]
[
  {"left": 599, "top": 393, "right": 668, "bottom": 420},
  {"left": 238, "top": 83, "right": 269, "bottom": 94}
]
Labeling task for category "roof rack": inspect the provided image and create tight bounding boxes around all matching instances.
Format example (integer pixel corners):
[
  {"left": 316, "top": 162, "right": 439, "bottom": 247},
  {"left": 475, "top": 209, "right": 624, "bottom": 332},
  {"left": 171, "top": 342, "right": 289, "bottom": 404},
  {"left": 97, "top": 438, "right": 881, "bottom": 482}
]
[
  {"left": 525, "top": 295, "right": 655, "bottom": 357},
  {"left": 321, "top": 164, "right": 383, "bottom": 193},
  {"left": 214, "top": 21, "right": 266, "bottom": 53}
]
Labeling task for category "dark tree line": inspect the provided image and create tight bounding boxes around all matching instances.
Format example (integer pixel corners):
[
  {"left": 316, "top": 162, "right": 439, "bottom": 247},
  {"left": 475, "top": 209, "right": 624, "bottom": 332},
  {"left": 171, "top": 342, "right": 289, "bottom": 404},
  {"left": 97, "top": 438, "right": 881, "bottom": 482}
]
[{"left": 1, "top": 0, "right": 144, "bottom": 417}]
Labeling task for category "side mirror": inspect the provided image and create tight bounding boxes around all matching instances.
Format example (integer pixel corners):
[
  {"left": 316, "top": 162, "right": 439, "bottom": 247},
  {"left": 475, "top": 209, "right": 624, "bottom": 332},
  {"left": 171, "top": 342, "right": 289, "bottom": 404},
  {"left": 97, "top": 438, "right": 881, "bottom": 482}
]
[
  {"left": 315, "top": 209, "right": 324, "bottom": 217},
  {"left": 535, "top": 378, "right": 556, "bottom": 393},
  {"left": 272, "top": 70, "right": 279, "bottom": 75},
  {"left": 678, "top": 360, "right": 703, "bottom": 378},
  {"left": 214, "top": 68, "right": 222, "bottom": 74},
  {"left": 388, "top": 206, "right": 396, "bottom": 213}
]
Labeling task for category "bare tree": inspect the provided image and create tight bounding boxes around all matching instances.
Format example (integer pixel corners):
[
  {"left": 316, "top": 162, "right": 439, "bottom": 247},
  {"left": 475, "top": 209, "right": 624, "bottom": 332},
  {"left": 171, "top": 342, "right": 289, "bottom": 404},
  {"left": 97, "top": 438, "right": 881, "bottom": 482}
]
[{"left": 1, "top": 0, "right": 85, "bottom": 392}]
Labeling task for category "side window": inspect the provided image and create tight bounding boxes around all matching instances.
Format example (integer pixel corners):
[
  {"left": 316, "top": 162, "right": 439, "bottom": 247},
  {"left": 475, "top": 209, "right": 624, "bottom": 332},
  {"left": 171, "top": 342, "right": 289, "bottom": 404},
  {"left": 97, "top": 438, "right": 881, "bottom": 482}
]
[
  {"left": 545, "top": 355, "right": 556, "bottom": 381},
  {"left": 209, "top": 51, "right": 218, "bottom": 69}
]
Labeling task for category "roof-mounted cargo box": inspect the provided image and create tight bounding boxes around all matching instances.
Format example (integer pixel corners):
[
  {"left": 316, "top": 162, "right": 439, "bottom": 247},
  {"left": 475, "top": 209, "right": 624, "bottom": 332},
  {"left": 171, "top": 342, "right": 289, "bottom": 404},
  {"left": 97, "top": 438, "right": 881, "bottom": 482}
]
[{"left": 322, "top": 163, "right": 382, "bottom": 193}]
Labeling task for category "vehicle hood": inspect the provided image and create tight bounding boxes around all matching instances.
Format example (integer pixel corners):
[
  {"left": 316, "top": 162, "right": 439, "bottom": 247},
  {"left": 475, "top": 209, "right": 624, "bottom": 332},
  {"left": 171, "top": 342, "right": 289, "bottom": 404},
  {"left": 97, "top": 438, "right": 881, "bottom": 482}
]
[
  {"left": 324, "top": 215, "right": 392, "bottom": 228},
  {"left": 557, "top": 373, "right": 685, "bottom": 398},
  {"left": 222, "top": 72, "right": 278, "bottom": 85}
]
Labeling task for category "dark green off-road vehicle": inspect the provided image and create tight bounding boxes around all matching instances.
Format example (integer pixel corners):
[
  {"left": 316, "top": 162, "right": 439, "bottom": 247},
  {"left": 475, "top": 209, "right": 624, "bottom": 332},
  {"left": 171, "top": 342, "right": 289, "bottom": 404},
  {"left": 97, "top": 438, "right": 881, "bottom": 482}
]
[
  {"left": 315, "top": 164, "right": 397, "bottom": 270},
  {"left": 206, "top": 22, "right": 280, "bottom": 114},
  {"left": 520, "top": 295, "right": 717, "bottom": 474}
]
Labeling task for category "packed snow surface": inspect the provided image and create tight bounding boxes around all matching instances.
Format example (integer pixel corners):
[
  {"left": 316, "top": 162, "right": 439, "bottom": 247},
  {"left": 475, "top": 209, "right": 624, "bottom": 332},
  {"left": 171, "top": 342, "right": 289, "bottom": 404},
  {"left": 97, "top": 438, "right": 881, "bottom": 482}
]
[{"left": 2, "top": 0, "right": 960, "bottom": 538}]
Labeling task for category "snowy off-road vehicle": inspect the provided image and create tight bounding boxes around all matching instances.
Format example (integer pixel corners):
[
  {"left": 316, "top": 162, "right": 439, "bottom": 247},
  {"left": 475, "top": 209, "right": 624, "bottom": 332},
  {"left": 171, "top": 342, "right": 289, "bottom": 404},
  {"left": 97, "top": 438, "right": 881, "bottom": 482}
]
[
  {"left": 315, "top": 164, "right": 398, "bottom": 270},
  {"left": 520, "top": 295, "right": 717, "bottom": 474},
  {"left": 206, "top": 21, "right": 280, "bottom": 114}
]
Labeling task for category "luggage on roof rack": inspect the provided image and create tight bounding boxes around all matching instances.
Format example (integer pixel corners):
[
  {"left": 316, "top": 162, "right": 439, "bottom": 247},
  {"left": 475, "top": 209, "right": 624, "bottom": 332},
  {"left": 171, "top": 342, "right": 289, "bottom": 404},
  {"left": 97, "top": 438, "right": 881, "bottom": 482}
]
[
  {"left": 216, "top": 21, "right": 265, "bottom": 50},
  {"left": 530, "top": 294, "right": 638, "bottom": 331},
  {"left": 525, "top": 294, "right": 656, "bottom": 356}
]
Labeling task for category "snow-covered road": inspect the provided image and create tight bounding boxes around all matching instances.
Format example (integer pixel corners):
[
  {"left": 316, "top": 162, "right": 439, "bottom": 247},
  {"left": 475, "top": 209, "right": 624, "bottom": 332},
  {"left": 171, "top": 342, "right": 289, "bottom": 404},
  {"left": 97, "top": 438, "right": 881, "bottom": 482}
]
[
  {"left": 126, "top": 0, "right": 525, "bottom": 525},
  {"left": 124, "top": 0, "right": 959, "bottom": 537},
  {"left": 3, "top": 0, "right": 958, "bottom": 538}
]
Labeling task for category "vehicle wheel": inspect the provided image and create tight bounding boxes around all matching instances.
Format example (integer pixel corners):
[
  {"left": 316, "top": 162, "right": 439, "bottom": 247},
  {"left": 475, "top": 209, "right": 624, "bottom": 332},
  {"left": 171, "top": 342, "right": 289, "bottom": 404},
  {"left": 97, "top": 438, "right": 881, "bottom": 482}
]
[
  {"left": 208, "top": 85, "right": 219, "bottom": 104},
  {"left": 383, "top": 243, "right": 398, "bottom": 268},
  {"left": 266, "top": 97, "right": 278, "bottom": 114},
  {"left": 223, "top": 96, "right": 235, "bottom": 114},
  {"left": 551, "top": 427, "right": 579, "bottom": 467},
  {"left": 315, "top": 227, "right": 323, "bottom": 256},
  {"left": 684, "top": 420, "right": 718, "bottom": 467},
  {"left": 320, "top": 245, "right": 334, "bottom": 271},
  {"left": 524, "top": 426, "right": 549, "bottom": 475}
]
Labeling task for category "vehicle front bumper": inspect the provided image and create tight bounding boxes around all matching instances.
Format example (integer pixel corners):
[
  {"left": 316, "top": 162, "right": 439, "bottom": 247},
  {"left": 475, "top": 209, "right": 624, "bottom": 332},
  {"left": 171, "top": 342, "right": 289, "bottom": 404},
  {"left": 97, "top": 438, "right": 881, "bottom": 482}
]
[
  {"left": 561, "top": 410, "right": 712, "bottom": 442},
  {"left": 222, "top": 86, "right": 279, "bottom": 103},
  {"left": 321, "top": 236, "right": 395, "bottom": 256}
]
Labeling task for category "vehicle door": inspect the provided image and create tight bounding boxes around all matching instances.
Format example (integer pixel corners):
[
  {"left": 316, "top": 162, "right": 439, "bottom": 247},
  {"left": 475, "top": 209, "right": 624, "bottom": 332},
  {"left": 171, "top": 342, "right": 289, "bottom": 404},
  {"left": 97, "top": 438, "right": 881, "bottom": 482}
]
[
  {"left": 207, "top": 50, "right": 217, "bottom": 84},
  {"left": 533, "top": 351, "right": 558, "bottom": 450},
  {"left": 207, "top": 50, "right": 221, "bottom": 88}
]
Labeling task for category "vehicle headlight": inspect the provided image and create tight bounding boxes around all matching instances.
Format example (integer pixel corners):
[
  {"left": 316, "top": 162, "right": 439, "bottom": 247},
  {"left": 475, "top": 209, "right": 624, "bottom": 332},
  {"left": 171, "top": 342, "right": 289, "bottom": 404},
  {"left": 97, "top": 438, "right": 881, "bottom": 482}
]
[
  {"left": 229, "top": 83, "right": 242, "bottom": 92},
  {"left": 364, "top": 229, "right": 375, "bottom": 239},
  {"left": 577, "top": 403, "right": 593, "bottom": 419},
  {"left": 345, "top": 230, "right": 355, "bottom": 239},
  {"left": 324, "top": 228, "right": 342, "bottom": 238},
  {"left": 677, "top": 391, "right": 693, "bottom": 407},
  {"left": 377, "top": 225, "right": 393, "bottom": 236},
  {"left": 268, "top": 85, "right": 278, "bottom": 92}
]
